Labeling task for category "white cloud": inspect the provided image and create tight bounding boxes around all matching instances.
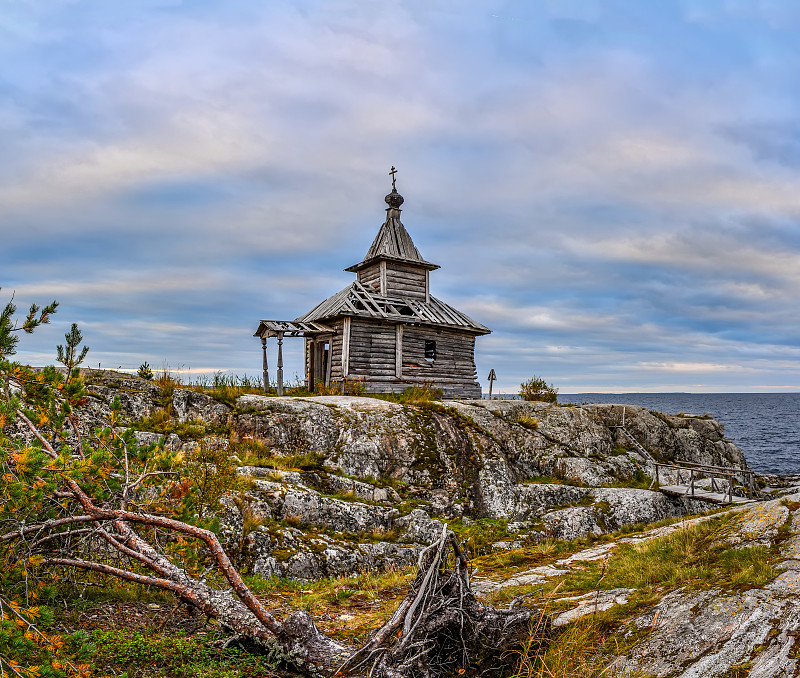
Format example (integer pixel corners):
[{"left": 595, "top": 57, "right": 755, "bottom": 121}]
[{"left": 2, "top": 1, "right": 800, "bottom": 392}]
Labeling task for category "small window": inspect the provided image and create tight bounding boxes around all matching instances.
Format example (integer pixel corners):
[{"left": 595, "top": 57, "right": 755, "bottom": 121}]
[{"left": 425, "top": 340, "right": 436, "bottom": 361}]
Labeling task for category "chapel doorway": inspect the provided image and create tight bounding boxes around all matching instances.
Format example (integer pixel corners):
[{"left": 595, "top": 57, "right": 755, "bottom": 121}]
[{"left": 309, "top": 339, "right": 330, "bottom": 391}]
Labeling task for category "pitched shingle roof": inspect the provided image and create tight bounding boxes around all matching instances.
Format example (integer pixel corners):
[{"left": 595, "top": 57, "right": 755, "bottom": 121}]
[{"left": 345, "top": 208, "right": 438, "bottom": 272}]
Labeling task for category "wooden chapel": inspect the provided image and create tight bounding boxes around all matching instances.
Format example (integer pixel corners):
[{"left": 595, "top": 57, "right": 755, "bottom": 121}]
[{"left": 254, "top": 170, "right": 490, "bottom": 399}]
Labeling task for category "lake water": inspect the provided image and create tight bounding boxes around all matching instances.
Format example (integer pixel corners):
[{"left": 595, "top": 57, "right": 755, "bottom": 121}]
[{"left": 556, "top": 393, "right": 800, "bottom": 475}]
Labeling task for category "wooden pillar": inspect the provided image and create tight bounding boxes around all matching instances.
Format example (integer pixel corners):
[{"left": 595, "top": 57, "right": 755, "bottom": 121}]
[
  {"left": 395, "top": 324, "right": 403, "bottom": 379},
  {"left": 380, "top": 260, "right": 387, "bottom": 296},
  {"left": 276, "top": 331, "right": 284, "bottom": 396},
  {"left": 325, "top": 338, "right": 332, "bottom": 386},
  {"left": 342, "top": 318, "right": 351, "bottom": 379},
  {"left": 261, "top": 336, "right": 270, "bottom": 393},
  {"left": 425, "top": 269, "right": 430, "bottom": 304},
  {"left": 304, "top": 338, "right": 311, "bottom": 391}
]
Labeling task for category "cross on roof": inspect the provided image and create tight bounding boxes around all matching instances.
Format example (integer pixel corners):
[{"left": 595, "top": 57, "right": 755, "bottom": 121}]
[{"left": 389, "top": 166, "right": 397, "bottom": 190}]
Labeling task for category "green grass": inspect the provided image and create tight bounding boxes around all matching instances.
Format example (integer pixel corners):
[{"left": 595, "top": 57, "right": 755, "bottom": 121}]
[
  {"left": 602, "top": 469, "right": 654, "bottom": 491},
  {"left": 87, "top": 629, "right": 282, "bottom": 678},
  {"left": 242, "top": 568, "right": 412, "bottom": 643},
  {"left": 449, "top": 517, "right": 512, "bottom": 558},
  {"left": 506, "top": 512, "right": 780, "bottom": 678},
  {"left": 232, "top": 439, "right": 327, "bottom": 473},
  {"left": 551, "top": 516, "right": 777, "bottom": 597},
  {"left": 514, "top": 413, "right": 539, "bottom": 429},
  {"left": 133, "top": 412, "right": 228, "bottom": 440}
]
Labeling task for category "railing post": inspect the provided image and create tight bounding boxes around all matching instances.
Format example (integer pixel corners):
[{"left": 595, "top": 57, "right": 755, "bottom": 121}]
[{"left": 690, "top": 468, "right": 695, "bottom": 496}]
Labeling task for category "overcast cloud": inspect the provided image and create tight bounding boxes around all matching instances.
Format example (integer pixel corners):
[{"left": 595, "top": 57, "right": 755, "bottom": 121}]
[{"left": 2, "top": 0, "right": 799, "bottom": 393}]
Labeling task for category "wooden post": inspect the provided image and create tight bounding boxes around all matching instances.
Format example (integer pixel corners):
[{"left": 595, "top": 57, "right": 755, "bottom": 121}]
[
  {"left": 487, "top": 369, "right": 497, "bottom": 399},
  {"left": 261, "top": 336, "right": 270, "bottom": 393},
  {"left": 342, "top": 318, "right": 351, "bottom": 379},
  {"left": 276, "top": 332, "right": 284, "bottom": 396},
  {"left": 305, "top": 338, "right": 311, "bottom": 391},
  {"left": 690, "top": 468, "right": 695, "bottom": 496},
  {"left": 395, "top": 324, "right": 403, "bottom": 379},
  {"left": 655, "top": 463, "right": 659, "bottom": 487},
  {"left": 425, "top": 269, "right": 430, "bottom": 304},
  {"left": 325, "top": 337, "right": 332, "bottom": 387}
]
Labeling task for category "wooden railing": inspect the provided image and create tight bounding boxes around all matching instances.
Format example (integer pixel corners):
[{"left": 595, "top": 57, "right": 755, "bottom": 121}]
[
  {"left": 616, "top": 424, "right": 655, "bottom": 462},
  {"left": 651, "top": 461, "right": 757, "bottom": 503}
]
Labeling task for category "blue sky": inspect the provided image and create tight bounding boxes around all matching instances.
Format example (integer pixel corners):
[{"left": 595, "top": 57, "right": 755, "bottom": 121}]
[{"left": 2, "top": 0, "right": 799, "bottom": 393}]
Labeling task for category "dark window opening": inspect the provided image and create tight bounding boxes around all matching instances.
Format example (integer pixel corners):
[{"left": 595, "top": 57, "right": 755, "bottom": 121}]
[{"left": 425, "top": 340, "right": 436, "bottom": 360}]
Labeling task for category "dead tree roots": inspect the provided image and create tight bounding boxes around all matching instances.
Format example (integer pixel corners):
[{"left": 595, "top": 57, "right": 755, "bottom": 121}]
[{"left": 330, "top": 525, "right": 550, "bottom": 677}]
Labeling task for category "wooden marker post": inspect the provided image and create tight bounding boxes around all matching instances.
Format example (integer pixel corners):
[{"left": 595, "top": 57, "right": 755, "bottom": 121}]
[{"left": 487, "top": 369, "right": 497, "bottom": 399}]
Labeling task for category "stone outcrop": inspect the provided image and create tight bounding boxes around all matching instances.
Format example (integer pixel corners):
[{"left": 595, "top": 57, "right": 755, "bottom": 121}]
[
  {"left": 233, "top": 395, "right": 746, "bottom": 513},
  {"left": 77, "top": 374, "right": 754, "bottom": 579},
  {"left": 617, "top": 495, "right": 800, "bottom": 678},
  {"left": 57, "top": 373, "right": 800, "bottom": 675},
  {"left": 470, "top": 492, "right": 800, "bottom": 677},
  {"left": 538, "top": 488, "right": 712, "bottom": 540}
]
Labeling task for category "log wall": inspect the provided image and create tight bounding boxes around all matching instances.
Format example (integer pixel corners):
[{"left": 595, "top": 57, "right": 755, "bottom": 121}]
[
  {"left": 340, "top": 319, "right": 482, "bottom": 399},
  {"left": 356, "top": 264, "right": 382, "bottom": 293},
  {"left": 401, "top": 326, "right": 478, "bottom": 386},
  {"left": 347, "top": 319, "right": 396, "bottom": 379},
  {"left": 385, "top": 262, "right": 427, "bottom": 301}
]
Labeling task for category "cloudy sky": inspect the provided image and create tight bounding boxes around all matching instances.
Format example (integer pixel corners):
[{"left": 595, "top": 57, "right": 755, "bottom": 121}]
[{"left": 2, "top": 0, "right": 799, "bottom": 393}]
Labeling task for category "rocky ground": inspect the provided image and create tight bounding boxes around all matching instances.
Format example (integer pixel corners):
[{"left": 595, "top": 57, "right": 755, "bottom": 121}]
[
  {"left": 74, "top": 373, "right": 758, "bottom": 581},
  {"left": 465, "top": 486, "right": 800, "bottom": 677},
  {"left": 26, "top": 372, "right": 800, "bottom": 676}
]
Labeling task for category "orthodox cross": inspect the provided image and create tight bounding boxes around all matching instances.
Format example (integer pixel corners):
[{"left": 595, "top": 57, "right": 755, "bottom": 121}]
[{"left": 389, "top": 166, "right": 398, "bottom": 190}]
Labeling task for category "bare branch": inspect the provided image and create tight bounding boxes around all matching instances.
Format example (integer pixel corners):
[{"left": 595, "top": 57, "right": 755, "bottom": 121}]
[{"left": 0, "top": 515, "right": 95, "bottom": 543}]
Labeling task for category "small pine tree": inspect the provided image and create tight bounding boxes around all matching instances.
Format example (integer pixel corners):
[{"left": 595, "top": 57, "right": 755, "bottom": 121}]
[
  {"left": 138, "top": 361, "right": 154, "bottom": 380},
  {"left": 519, "top": 376, "right": 559, "bottom": 403},
  {"left": 56, "top": 323, "right": 89, "bottom": 381}
]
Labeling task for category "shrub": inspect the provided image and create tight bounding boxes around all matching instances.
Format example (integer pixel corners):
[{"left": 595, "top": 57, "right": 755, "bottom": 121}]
[
  {"left": 519, "top": 376, "right": 558, "bottom": 403},
  {"left": 343, "top": 376, "right": 366, "bottom": 396},
  {"left": 397, "top": 383, "right": 443, "bottom": 404},
  {"left": 137, "top": 361, "right": 154, "bottom": 380}
]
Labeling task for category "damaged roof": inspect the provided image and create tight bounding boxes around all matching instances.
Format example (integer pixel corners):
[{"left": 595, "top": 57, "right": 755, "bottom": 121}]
[{"left": 294, "top": 281, "right": 490, "bottom": 335}]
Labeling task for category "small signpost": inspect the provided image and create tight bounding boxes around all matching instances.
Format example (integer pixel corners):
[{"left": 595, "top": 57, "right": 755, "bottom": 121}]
[{"left": 487, "top": 369, "right": 497, "bottom": 399}]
